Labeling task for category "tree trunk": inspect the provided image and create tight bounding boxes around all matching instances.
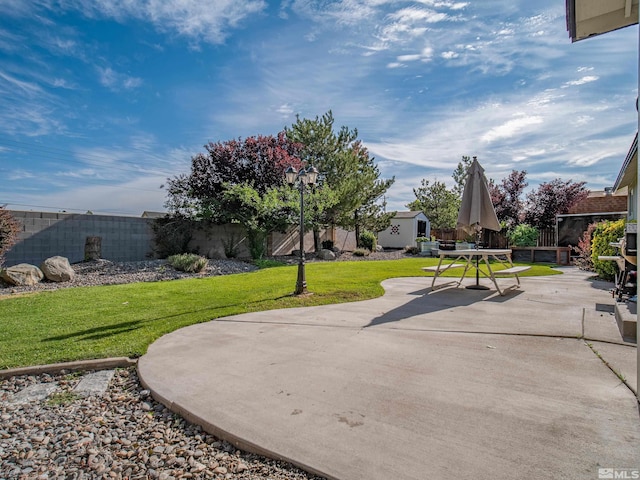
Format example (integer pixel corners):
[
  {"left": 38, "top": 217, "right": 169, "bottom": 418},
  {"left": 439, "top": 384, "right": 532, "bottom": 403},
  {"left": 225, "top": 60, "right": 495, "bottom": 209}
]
[
  {"left": 354, "top": 210, "right": 360, "bottom": 247},
  {"left": 313, "top": 228, "right": 321, "bottom": 252},
  {"left": 84, "top": 236, "right": 102, "bottom": 261}
]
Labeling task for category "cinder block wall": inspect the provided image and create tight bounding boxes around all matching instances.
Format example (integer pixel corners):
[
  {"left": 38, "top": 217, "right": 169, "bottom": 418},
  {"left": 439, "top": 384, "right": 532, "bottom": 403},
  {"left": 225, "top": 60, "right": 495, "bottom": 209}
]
[
  {"left": 4, "top": 211, "right": 155, "bottom": 266},
  {"left": 4, "top": 210, "right": 361, "bottom": 266}
]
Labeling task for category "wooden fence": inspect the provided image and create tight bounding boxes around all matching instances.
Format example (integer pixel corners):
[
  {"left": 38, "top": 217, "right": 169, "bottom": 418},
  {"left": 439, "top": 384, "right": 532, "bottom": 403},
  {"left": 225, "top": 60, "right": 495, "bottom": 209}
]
[{"left": 430, "top": 227, "right": 556, "bottom": 248}]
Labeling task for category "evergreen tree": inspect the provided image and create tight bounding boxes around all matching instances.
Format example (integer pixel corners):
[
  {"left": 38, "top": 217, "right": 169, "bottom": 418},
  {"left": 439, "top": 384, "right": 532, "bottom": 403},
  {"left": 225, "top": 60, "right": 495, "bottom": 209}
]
[
  {"left": 452, "top": 155, "right": 473, "bottom": 198},
  {"left": 285, "top": 111, "right": 395, "bottom": 246},
  {"left": 407, "top": 179, "right": 459, "bottom": 229}
]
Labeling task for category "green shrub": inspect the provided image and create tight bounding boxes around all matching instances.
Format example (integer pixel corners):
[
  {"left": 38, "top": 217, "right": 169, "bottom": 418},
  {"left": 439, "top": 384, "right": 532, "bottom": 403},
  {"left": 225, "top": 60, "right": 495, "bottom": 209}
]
[
  {"left": 253, "top": 259, "right": 286, "bottom": 269},
  {"left": 358, "top": 230, "right": 376, "bottom": 251},
  {"left": 353, "top": 248, "right": 370, "bottom": 257},
  {"left": 222, "top": 232, "right": 240, "bottom": 258},
  {"left": 151, "top": 216, "right": 193, "bottom": 258},
  {"left": 167, "top": 253, "right": 208, "bottom": 273},
  {"left": 591, "top": 219, "right": 625, "bottom": 281},
  {"left": 321, "top": 239, "right": 334, "bottom": 250},
  {"left": 507, "top": 224, "right": 538, "bottom": 247}
]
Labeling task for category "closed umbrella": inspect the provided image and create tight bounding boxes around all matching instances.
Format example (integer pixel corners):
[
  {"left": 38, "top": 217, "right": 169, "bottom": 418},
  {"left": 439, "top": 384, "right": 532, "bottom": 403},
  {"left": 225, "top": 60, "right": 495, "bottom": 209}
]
[{"left": 456, "top": 156, "right": 500, "bottom": 289}]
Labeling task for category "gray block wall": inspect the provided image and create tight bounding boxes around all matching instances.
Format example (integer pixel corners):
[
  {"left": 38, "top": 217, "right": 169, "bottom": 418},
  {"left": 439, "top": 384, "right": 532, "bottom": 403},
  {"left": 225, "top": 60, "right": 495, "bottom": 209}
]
[{"left": 4, "top": 211, "right": 155, "bottom": 266}]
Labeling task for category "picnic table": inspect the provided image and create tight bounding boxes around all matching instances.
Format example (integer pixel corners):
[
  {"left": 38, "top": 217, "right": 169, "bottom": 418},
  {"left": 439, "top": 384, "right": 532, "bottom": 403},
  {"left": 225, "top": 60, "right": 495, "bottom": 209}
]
[{"left": 423, "top": 248, "right": 530, "bottom": 296}]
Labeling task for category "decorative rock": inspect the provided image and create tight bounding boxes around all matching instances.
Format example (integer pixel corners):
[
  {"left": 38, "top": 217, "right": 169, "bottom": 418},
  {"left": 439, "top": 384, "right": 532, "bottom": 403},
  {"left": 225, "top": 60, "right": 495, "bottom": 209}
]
[
  {"left": 40, "top": 256, "right": 75, "bottom": 283},
  {"left": 0, "top": 263, "right": 44, "bottom": 286},
  {"left": 317, "top": 249, "right": 336, "bottom": 260},
  {"left": 375, "top": 244, "right": 384, "bottom": 252}
]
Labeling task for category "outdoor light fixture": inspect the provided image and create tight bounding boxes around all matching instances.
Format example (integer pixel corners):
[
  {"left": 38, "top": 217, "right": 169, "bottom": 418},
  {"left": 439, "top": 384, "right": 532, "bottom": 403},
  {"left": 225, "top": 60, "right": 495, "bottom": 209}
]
[{"left": 285, "top": 165, "right": 319, "bottom": 295}]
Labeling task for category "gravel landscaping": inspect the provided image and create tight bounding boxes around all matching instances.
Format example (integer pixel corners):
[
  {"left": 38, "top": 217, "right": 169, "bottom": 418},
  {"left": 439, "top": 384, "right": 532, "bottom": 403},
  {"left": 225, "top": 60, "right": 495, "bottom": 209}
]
[
  {"left": 0, "top": 368, "right": 324, "bottom": 480},
  {"left": 0, "top": 249, "right": 412, "bottom": 297}
]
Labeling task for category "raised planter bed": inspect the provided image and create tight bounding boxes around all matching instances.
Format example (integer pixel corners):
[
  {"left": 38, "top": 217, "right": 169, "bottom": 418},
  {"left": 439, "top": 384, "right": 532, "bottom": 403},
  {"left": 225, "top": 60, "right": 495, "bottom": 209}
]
[{"left": 510, "top": 246, "right": 572, "bottom": 265}]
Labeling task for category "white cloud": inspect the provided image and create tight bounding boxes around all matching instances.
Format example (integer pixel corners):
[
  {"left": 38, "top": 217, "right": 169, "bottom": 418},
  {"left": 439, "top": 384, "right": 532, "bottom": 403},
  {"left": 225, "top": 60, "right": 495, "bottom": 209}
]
[
  {"left": 387, "top": 6, "right": 450, "bottom": 24},
  {"left": 481, "top": 115, "right": 544, "bottom": 143},
  {"left": 563, "top": 75, "right": 599, "bottom": 87},
  {"left": 0, "top": 71, "right": 43, "bottom": 97},
  {"left": 276, "top": 103, "right": 295, "bottom": 116},
  {"left": 59, "top": 0, "right": 268, "bottom": 44},
  {"left": 397, "top": 54, "right": 421, "bottom": 62},
  {"left": 97, "top": 66, "right": 143, "bottom": 91}
]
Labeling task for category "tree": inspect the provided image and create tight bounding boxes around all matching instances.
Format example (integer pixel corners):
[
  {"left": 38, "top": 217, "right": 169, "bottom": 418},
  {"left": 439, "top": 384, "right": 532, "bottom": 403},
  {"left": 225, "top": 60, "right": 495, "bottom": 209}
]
[
  {"left": 0, "top": 206, "right": 20, "bottom": 267},
  {"left": 489, "top": 170, "right": 527, "bottom": 229},
  {"left": 407, "top": 179, "right": 459, "bottom": 229},
  {"left": 165, "top": 133, "right": 304, "bottom": 219},
  {"left": 164, "top": 133, "right": 306, "bottom": 258},
  {"left": 524, "top": 179, "right": 589, "bottom": 229},
  {"left": 220, "top": 183, "right": 298, "bottom": 259},
  {"left": 452, "top": 155, "right": 473, "bottom": 198},
  {"left": 284, "top": 111, "right": 395, "bottom": 246}
]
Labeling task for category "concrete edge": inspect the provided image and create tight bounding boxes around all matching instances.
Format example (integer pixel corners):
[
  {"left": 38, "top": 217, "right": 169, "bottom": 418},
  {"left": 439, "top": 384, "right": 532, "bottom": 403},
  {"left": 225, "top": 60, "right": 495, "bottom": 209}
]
[
  {"left": 0, "top": 357, "right": 138, "bottom": 380},
  {"left": 137, "top": 365, "right": 337, "bottom": 480}
]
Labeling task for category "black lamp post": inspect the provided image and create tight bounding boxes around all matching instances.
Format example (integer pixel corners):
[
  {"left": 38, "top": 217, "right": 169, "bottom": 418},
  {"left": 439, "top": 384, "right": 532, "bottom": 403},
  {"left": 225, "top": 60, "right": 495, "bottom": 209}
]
[{"left": 285, "top": 164, "right": 319, "bottom": 295}]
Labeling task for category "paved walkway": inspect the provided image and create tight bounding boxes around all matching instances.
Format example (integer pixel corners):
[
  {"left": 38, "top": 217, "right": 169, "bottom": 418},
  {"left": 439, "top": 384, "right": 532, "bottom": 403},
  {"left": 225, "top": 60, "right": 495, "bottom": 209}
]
[{"left": 138, "top": 267, "right": 639, "bottom": 480}]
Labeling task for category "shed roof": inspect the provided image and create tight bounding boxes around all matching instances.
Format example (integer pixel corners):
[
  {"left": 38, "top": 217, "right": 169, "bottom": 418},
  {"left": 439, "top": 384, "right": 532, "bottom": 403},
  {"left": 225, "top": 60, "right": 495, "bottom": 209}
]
[{"left": 392, "top": 211, "right": 426, "bottom": 219}]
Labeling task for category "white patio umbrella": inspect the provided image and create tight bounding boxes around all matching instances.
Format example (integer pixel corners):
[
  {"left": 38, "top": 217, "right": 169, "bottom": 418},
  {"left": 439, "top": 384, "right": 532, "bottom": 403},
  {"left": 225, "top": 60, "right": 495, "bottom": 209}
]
[{"left": 456, "top": 156, "right": 500, "bottom": 289}]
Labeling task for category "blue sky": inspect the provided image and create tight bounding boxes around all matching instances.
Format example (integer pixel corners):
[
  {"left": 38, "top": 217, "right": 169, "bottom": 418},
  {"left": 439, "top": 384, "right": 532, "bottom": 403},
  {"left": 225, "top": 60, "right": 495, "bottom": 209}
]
[{"left": 0, "top": 0, "right": 637, "bottom": 216}]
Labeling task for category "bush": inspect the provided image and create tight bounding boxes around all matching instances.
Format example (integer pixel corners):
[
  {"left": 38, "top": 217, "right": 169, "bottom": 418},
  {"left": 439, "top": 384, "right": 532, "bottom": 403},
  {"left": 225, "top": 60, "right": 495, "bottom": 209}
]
[
  {"left": 358, "top": 230, "right": 376, "bottom": 251},
  {"left": 573, "top": 222, "right": 598, "bottom": 271},
  {"left": 352, "top": 248, "right": 370, "bottom": 257},
  {"left": 167, "top": 253, "right": 208, "bottom": 273},
  {"left": 0, "top": 207, "right": 21, "bottom": 267},
  {"left": 507, "top": 224, "right": 538, "bottom": 247},
  {"left": 591, "top": 219, "right": 625, "bottom": 281},
  {"left": 246, "top": 229, "right": 267, "bottom": 260},
  {"left": 253, "top": 259, "right": 286, "bottom": 269},
  {"left": 321, "top": 239, "right": 334, "bottom": 250},
  {"left": 151, "top": 216, "right": 193, "bottom": 258},
  {"left": 222, "top": 232, "right": 240, "bottom": 258}
]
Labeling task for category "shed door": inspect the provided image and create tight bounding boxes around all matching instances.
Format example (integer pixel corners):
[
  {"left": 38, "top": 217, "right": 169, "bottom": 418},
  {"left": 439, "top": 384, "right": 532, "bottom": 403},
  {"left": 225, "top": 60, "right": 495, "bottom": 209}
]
[{"left": 417, "top": 220, "right": 427, "bottom": 238}]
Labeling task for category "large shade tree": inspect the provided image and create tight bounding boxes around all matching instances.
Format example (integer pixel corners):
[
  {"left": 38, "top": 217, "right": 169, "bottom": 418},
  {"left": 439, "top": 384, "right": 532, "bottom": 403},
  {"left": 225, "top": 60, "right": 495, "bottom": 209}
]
[
  {"left": 284, "top": 111, "right": 395, "bottom": 244},
  {"left": 524, "top": 179, "right": 589, "bottom": 229},
  {"left": 164, "top": 133, "right": 311, "bottom": 258},
  {"left": 489, "top": 170, "right": 528, "bottom": 229}
]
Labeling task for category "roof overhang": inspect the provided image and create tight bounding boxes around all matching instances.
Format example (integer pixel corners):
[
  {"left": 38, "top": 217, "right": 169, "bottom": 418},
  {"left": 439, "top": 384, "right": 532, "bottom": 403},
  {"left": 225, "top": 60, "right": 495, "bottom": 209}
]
[
  {"left": 566, "top": 0, "right": 639, "bottom": 42},
  {"left": 614, "top": 133, "right": 639, "bottom": 192}
]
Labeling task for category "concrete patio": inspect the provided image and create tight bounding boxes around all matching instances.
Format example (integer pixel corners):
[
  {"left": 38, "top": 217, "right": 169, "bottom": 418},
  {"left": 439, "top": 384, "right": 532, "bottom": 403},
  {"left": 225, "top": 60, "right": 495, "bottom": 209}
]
[{"left": 138, "top": 267, "right": 639, "bottom": 480}]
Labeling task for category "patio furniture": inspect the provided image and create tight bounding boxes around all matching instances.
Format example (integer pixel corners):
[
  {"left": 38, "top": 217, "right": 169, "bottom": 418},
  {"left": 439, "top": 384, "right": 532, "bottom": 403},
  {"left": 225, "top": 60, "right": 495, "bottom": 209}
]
[{"left": 427, "top": 248, "right": 530, "bottom": 296}]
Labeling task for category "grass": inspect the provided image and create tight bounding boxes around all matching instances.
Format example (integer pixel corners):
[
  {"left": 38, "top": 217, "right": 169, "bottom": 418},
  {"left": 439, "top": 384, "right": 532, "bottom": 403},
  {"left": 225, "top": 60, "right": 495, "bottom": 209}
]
[
  {"left": 46, "top": 391, "right": 81, "bottom": 406},
  {"left": 0, "top": 258, "right": 559, "bottom": 369}
]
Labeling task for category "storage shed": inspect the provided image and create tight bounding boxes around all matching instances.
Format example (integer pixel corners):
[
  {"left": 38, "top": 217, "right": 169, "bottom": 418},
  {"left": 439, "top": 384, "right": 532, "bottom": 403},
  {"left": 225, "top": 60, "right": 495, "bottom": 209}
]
[{"left": 377, "top": 211, "right": 429, "bottom": 249}]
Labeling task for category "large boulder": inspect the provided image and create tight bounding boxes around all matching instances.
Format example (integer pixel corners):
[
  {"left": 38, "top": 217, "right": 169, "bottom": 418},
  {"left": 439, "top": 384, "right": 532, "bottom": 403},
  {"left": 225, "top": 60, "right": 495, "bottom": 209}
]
[
  {"left": 41, "top": 256, "right": 75, "bottom": 282},
  {"left": 317, "top": 249, "right": 336, "bottom": 260},
  {"left": 1, "top": 263, "right": 44, "bottom": 286}
]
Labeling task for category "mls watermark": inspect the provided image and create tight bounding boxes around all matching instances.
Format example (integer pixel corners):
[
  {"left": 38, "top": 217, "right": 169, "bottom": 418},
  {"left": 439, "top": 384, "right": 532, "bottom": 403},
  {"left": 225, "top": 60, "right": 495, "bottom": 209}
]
[{"left": 599, "top": 468, "right": 640, "bottom": 479}]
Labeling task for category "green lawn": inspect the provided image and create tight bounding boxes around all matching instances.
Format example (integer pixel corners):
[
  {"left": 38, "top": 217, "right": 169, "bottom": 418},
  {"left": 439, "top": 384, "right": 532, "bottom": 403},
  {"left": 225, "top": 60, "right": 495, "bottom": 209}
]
[{"left": 0, "top": 258, "right": 559, "bottom": 369}]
